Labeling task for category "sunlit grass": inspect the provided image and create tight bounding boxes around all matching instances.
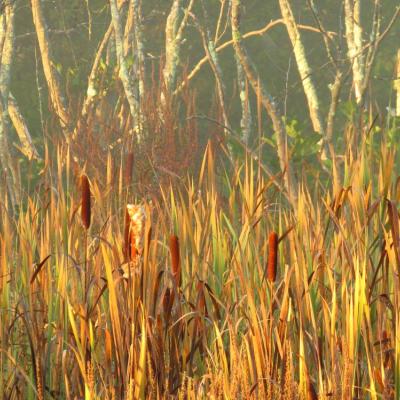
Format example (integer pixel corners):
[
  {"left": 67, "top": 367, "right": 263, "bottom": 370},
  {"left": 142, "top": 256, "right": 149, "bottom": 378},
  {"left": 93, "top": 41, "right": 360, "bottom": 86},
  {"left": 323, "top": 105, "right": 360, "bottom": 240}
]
[{"left": 0, "top": 139, "right": 398, "bottom": 399}]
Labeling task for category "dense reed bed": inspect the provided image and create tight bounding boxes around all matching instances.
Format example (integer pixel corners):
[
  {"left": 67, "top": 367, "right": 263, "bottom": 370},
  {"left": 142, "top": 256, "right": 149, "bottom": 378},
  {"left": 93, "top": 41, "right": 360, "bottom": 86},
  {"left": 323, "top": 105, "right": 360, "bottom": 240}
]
[{"left": 0, "top": 141, "right": 399, "bottom": 399}]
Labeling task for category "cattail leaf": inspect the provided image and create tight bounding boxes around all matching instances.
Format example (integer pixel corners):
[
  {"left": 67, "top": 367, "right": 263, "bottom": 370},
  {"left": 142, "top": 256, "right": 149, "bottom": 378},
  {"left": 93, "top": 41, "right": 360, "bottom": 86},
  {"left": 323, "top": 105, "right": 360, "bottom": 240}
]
[
  {"left": 387, "top": 199, "right": 400, "bottom": 273},
  {"left": 30, "top": 254, "right": 51, "bottom": 284}
]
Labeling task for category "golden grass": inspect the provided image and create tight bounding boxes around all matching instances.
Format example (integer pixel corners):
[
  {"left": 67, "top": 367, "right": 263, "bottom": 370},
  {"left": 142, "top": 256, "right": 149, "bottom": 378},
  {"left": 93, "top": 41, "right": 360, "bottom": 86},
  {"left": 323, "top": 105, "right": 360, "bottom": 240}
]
[{"left": 0, "top": 141, "right": 398, "bottom": 399}]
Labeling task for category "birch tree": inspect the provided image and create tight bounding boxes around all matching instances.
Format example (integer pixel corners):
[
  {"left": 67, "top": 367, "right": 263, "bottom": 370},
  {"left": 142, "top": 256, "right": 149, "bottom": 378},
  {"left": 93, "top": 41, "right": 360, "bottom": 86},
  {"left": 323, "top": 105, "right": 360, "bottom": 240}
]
[
  {"left": 110, "top": 0, "right": 142, "bottom": 141},
  {"left": 279, "top": 0, "right": 326, "bottom": 157},
  {"left": 31, "top": 0, "right": 70, "bottom": 134},
  {"left": 396, "top": 49, "right": 400, "bottom": 117},
  {"left": 0, "top": 1, "right": 18, "bottom": 208},
  {"left": 344, "top": 0, "right": 365, "bottom": 105},
  {"left": 163, "top": 0, "right": 194, "bottom": 92}
]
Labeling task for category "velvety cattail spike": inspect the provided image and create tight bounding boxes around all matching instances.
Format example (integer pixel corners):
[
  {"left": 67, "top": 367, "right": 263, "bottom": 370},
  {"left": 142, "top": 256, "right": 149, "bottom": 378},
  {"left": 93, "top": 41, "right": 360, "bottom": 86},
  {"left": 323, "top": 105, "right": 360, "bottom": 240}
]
[
  {"left": 196, "top": 280, "right": 206, "bottom": 315},
  {"left": 267, "top": 231, "right": 278, "bottom": 282},
  {"left": 163, "top": 288, "right": 172, "bottom": 322},
  {"left": 105, "top": 328, "right": 112, "bottom": 369},
  {"left": 81, "top": 174, "right": 91, "bottom": 230},
  {"left": 125, "top": 151, "right": 134, "bottom": 186},
  {"left": 169, "top": 235, "right": 181, "bottom": 287}
]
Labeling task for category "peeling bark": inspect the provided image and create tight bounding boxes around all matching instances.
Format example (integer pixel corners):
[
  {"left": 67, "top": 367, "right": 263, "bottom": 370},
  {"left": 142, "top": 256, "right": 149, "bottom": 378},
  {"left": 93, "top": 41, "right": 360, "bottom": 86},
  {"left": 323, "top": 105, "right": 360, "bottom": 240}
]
[
  {"left": 236, "top": 60, "right": 251, "bottom": 145},
  {"left": 163, "top": 0, "right": 194, "bottom": 92},
  {"left": 344, "top": 0, "right": 365, "bottom": 105},
  {"left": 0, "top": 3, "right": 19, "bottom": 208},
  {"left": 110, "top": 0, "right": 142, "bottom": 141},
  {"left": 279, "top": 0, "right": 326, "bottom": 156}
]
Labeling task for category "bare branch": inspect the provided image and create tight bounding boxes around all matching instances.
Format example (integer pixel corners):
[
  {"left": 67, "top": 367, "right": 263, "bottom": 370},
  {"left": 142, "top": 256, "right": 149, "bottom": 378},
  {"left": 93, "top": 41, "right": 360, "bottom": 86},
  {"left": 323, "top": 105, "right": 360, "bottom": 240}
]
[
  {"left": 231, "top": 0, "right": 297, "bottom": 204},
  {"left": 175, "top": 18, "right": 335, "bottom": 95}
]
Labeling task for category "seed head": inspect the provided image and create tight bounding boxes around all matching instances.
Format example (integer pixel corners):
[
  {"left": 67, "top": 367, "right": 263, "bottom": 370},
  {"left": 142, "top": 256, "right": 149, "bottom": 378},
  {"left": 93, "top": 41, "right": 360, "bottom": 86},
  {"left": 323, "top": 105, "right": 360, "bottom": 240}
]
[
  {"left": 267, "top": 231, "right": 278, "bottom": 282},
  {"left": 81, "top": 174, "right": 91, "bottom": 230},
  {"left": 169, "top": 235, "right": 180, "bottom": 287}
]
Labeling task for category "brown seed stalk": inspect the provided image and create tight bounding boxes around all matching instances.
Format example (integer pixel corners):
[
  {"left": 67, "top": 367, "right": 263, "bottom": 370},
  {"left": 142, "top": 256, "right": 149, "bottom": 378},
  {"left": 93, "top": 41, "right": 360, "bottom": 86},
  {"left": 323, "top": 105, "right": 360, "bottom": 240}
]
[
  {"left": 267, "top": 231, "right": 278, "bottom": 282},
  {"left": 169, "top": 235, "right": 181, "bottom": 287},
  {"left": 81, "top": 174, "right": 91, "bottom": 230}
]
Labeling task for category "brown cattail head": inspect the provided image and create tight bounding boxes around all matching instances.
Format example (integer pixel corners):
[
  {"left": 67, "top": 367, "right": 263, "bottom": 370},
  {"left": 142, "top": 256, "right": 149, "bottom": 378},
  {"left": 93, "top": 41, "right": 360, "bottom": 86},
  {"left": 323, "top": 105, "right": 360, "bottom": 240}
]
[
  {"left": 169, "top": 235, "right": 181, "bottom": 287},
  {"left": 163, "top": 288, "right": 172, "bottom": 322},
  {"left": 81, "top": 174, "right": 91, "bottom": 230},
  {"left": 196, "top": 280, "right": 207, "bottom": 315},
  {"left": 267, "top": 231, "right": 279, "bottom": 282},
  {"left": 105, "top": 328, "right": 112, "bottom": 369},
  {"left": 124, "top": 151, "right": 134, "bottom": 186}
]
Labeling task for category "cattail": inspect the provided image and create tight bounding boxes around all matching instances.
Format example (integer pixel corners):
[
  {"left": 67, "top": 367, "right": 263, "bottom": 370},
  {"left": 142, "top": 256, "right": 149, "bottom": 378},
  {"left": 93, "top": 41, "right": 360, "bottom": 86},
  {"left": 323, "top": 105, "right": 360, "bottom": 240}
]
[
  {"left": 267, "top": 231, "right": 278, "bottom": 282},
  {"left": 35, "top": 358, "right": 44, "bottom": 400},
  {"left": 124, "top": 151, "right": 134, "bottom": 186},
  {"left": 163, "top": 288, "right": 172, "bottom": 322},
  {"left": 81, "top": 174, "right": 91, "bottom": 230},
  {"left": 196, "top": 280, "right": 207, "bottom": 315},
  {"left": 169, "top": 235, "right": 181, "bottom": 287},
  {"left": 105, "top": 328, "right": 112, "bottom": 369}
]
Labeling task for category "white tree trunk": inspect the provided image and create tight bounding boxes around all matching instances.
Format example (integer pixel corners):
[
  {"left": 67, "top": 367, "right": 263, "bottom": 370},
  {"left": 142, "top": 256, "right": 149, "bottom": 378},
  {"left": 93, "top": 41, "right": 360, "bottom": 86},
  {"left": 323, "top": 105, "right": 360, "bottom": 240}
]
[
  {"left": 8, "top": 93, "right": 40, "bottom": 161},
  {"left": 396, "top": 49, "right": 400, "bottom": 117},
  {"left": 31, "top": 0, "right": 70, "bottom": 133},
  {"left": 0, "top": 4, "right": 19, "bottom": 208},
  {"left": 163, "top": 0, "right": 194, "bottom": 92},
  {"left": 279, "top": 0, "right": 324, "bottom": 137},
  {"left": 110, "top": 0, "right": 142, "bottom": 141},
  {"left": 344, "top": 0, "right": 365, "bottom": 105}
]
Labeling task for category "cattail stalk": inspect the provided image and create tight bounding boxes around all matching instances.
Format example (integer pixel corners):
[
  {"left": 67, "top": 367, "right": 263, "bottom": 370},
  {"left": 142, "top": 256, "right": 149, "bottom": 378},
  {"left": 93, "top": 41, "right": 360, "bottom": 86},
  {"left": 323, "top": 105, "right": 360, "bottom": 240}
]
[
  {"left": 124, "top": 207, "right": 131, "bottom": 259},
  {"left": 124, "top": 151, "right": 134, "bottom": 187},
  {"left": 267, "top": 232, "right": 278, "bottom": 283},
  {"left": 267, "top": 231, "right": 279, "bottom": 368},
  {"left": 81, "top": 174, "right": 91, "bottom": 319}
]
